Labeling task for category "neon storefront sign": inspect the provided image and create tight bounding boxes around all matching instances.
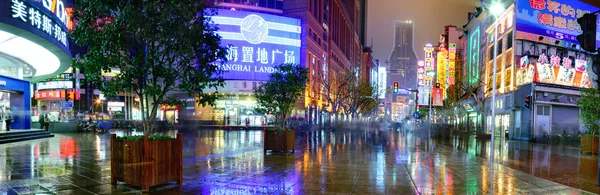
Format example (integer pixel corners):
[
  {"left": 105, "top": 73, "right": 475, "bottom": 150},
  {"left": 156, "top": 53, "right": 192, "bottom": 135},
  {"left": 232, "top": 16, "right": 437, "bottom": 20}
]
[{"left": 10, "top": 0, "right": 70, "bottom": 46}]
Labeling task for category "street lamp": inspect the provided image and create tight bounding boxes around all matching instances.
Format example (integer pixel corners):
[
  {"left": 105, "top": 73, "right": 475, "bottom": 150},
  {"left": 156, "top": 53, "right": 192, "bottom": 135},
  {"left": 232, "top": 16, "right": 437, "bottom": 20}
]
[
  {"left": 488, "top": 1, "right": 505, "bottom": 192},
  {"left": 489, "top": 1, "right": 505, "bottom": 154},
  {"left": 95, "top": 99, "right": 103, "bottom": 116}
]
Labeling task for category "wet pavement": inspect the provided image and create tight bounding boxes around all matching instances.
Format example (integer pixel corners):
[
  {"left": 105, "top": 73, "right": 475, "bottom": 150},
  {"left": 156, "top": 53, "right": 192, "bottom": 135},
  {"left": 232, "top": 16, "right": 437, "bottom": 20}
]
[{"left": 0, "top": 126, "right": 596, "bottom": 194}]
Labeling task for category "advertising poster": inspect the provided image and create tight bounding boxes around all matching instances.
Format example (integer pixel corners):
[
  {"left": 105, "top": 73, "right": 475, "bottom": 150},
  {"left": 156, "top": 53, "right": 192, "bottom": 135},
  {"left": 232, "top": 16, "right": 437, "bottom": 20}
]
[
  {"left": 432, "top": 88, "right": 443, "bottom": 107},
  {"left": 516, "top": 0, "right": 600, "bottom": 47},
  {"left": 212, "top": 9, "right": 301, "bottom": 81},
  {"left": 524, "top": 55, "right": 593, "bottom": 88}
]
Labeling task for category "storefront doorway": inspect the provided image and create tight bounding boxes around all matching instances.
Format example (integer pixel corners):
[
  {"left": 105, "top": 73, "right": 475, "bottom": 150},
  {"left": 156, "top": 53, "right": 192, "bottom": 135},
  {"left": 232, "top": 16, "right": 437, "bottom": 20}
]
[
  {"left": 0, "top": 75, "right": 32, "bottom": 130},
  {"left": 535, "top": 105, "right": 551, "bottom": 138}
]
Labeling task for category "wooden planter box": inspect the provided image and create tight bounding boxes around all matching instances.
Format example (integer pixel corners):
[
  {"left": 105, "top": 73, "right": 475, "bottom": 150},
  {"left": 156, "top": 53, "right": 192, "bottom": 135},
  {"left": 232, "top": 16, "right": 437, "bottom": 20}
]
[
  {"left": 111, "top": 134, "right": 183, "bottom": 192},
  {"left": 580, "top": 135, "right": 599, "bottom": 154},
  {"left": 263, "top": 129, "right": 295, "bottom": 153}
]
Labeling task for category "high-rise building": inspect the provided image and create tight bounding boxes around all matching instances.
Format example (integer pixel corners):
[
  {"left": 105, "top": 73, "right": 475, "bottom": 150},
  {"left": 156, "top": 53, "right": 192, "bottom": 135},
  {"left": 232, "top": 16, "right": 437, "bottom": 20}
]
[
  {"left": 284, "top": 0, "right": 367, "bottom": 125},
  {"left": 388, "top": 20, "right": 418, "bottom": 102}
]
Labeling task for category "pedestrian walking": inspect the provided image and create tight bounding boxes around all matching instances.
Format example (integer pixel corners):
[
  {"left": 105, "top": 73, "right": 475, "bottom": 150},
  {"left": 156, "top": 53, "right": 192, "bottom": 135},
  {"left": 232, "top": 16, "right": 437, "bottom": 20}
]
[
  {"left": 4, "top": 107, "right": 12, "bottom": 131},
  {"left": 40, "top": 113, "right": 50, "bottom": 131}
]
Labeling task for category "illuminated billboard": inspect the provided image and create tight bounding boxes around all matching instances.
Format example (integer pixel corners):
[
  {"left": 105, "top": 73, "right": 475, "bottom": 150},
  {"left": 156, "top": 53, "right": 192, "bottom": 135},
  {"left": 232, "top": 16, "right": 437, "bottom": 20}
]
[
  {"left": 516, "top": 0, "right": 600, "bottom": 47},
  {"left": 377, "top": 67, "right": 387, "bottom": 99},
  {"left": 516, "top": 54, "right": 592, "bottom": 88},
  {"left": 212, "top": 9, "right": 301, "bottom": 81},
  {"left": 448, "top": 43, "right": 456, "bottom": 85},
  {"left": 423, "top": 44, "right": 434, "bottom": 87},
  {"left": 436, "top": 51, "right": 446, "bottom": 91},
  {"left": 467, "top": 27, "right": 480, "bottom": 84}
]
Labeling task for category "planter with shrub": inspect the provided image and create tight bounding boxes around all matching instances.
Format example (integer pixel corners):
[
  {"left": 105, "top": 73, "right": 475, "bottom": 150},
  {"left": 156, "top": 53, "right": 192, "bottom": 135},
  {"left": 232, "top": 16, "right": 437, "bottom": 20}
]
[{"left": 110, "top": 134, "right": 183, "bottom": 192}]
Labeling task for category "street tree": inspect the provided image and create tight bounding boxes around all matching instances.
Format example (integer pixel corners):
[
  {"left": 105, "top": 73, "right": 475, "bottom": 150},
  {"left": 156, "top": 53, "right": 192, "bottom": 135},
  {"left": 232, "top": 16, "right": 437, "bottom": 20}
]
[
  {"left": 321, "top": 70, "right": 354, "bottom": 122},
  {"left": 254, "top": 64, "right": 308, "bottom": 128},
  {"left": 341, "top": 79, "right": 377, "bottom": 119},
  {"left": 71, "top": 0, "right": 227, "bottom": 134},
  {"left": 459, "top": 75, "right": 492, "bottom": 134},
  {"left": 579, "top": 88, "right": 600, "bottom": 135}
]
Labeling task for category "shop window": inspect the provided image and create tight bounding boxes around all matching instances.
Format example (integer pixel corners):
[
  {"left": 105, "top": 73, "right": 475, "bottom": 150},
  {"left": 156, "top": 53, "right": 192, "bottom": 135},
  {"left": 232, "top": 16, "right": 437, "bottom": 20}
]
[{"left": 243, "top": 82, "right": 247, "bottom": 88}]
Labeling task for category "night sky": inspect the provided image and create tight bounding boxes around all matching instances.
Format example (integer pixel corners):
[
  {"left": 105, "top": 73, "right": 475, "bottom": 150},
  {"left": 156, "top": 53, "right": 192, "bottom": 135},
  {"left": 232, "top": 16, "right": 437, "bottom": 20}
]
[{"left": 367, "top": 0, "right": 479, "bottom": 63}]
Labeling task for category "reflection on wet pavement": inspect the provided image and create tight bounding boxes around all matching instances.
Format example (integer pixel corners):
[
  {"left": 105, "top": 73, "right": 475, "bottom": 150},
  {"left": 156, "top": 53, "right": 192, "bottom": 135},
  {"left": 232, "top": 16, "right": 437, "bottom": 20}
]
[{"left": 0, "top": 127, "right": 595, "bottom": 194}]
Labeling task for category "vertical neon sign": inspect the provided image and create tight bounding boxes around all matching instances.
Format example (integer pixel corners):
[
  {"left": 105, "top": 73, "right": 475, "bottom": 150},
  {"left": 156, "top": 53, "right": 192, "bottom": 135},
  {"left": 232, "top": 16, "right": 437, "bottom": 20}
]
[
  {"left": 468, "top": 27, "right": 480, "bottom": 85},
  {"left": 424, "top": 44, "right": 434, "bottom": 87}
]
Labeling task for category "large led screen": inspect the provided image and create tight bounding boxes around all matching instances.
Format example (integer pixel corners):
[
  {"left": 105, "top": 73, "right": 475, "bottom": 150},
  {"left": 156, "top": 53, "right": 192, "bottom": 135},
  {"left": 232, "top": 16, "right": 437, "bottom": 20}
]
[
  {"left": 516, "top": 0, "right": 600, "bottom": 47},
  {"left": 213, "top": 9, "right": 301, "bottom": 81}
]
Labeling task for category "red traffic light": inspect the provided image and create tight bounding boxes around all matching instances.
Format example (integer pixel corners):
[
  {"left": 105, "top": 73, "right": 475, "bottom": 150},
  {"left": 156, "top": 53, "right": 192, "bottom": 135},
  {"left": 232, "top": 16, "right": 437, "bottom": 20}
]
[{"left": 524, "top": 96, "right": 531, "bottom": 109}]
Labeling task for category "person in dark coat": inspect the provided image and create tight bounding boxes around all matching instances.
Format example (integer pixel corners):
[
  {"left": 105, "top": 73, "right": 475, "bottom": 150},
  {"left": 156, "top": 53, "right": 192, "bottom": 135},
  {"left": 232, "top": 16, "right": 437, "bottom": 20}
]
[{"left": 40, "top": 113, "right": 50, "bottom": 131}]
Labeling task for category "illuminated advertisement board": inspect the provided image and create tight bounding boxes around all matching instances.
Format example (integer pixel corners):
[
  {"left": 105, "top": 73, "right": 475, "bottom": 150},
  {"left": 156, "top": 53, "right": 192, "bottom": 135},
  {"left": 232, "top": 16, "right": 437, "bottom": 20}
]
[
  {"left": 423, "top": 44, "right": 434, "bottom": 87},
  {"left": 467, "top": 27, "right": 480, "bottom": 84},
  {"left": 4, "top": 0, "right": 72, "bottom": 50},
  {"left": 34, "top": 90, "right": 65, "bottom": 99},
  {"left": 417, "top": 60, "right": 425, "bottom": 86},
  {"left": 377, "top": 67, "right": 387, "bottom": 99},
  {"left": 516, "top": 0, "right": 600, "bottom": 47},
  {"left": 432, "top": 88, "right": 443, "bottom": 107},
  {"left": 516, "top": 54, "right": 592, "bottom": 88},
  {"left": 448, "top": 43, "right": 456, "bottom": 85},
  {"left": 212, "top": 9, "right": 301, "bottom": 81},
  {"left": 37, "top": 80, "right": 73, "bottom": 90},
  {"left": 436, "top": 51, "right": 446, "bottom": 91}
]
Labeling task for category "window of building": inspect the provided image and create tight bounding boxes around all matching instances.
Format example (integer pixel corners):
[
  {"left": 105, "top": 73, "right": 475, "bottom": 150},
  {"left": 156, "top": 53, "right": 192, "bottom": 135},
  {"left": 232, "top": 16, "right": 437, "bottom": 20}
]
[
  {"left": 507, "top": 31, "right": 513, "bottom": 49},
  {"left": 497, "top": 38, "right": 503, "bottom": 55},
  {"left": 488, "top": 46, "right": 494, "bottom": 61}
]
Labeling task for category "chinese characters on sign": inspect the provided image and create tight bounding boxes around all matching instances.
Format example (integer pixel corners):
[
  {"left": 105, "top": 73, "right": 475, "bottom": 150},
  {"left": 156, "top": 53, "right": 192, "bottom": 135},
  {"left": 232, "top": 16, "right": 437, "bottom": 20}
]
[
  {"left": 436, "top": 51, "right": 446, "bottom": 93},
  {"left": 11, "top": 0, "right": 68, "bottom": 46},
  {"left": 423, "top": 44, "right": 434, "bottom": 87},
  {"left": 417, "top": 60, "right": 425, "bottom": 87},
  {"left": 516, "top": 0, "right": 600, "bottom": 46},
  {"left": 226, "top": 46, "right": 296, "bottom": 65},
  {"left": 468, "top": 27, "right": 480, "bottom": 84},
  {"left": 34, "top": 90, "right": 65, "bottom": 99},
  {"left": 448, "top": 43, "right": 456, "bottom": 85},
  {"left": 516, "top": 55, "right": 592, "bottom": 88},
  {"left": 214, "top": 9, "right": 301, "bottom": 81}
]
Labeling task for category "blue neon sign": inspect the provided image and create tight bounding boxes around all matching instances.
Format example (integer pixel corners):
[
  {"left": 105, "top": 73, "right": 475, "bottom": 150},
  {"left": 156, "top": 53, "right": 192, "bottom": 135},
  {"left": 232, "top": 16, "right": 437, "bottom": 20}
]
[{"left": 213, "top": 9, "right": 301, "bottom": 81}]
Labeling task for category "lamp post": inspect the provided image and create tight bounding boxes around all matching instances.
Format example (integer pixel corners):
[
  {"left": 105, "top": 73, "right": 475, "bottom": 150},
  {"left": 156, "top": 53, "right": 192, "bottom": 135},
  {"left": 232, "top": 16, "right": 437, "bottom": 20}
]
[
  {"left": 489, "top": 1, "right": 505, "bottom": 159},
  {"left": 488, "top": 2, "right": 505, "bottom": 192}
]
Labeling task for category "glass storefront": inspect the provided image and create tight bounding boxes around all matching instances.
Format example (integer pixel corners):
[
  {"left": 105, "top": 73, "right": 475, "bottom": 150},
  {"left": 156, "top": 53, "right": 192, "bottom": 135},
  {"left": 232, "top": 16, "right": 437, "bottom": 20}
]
[
  {"left": 0, "top": 75, "right": 32, "bottom": 130},
  {"left": 216, "top": 98, "right": 265, "bottom": 126}
]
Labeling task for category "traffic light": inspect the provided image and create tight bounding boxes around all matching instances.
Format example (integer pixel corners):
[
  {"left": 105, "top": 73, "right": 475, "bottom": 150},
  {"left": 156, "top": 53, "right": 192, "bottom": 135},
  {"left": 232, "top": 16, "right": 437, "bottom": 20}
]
[
  {"left": 64, "top": 89, "right": 70, "bottom": 101},
  {"left": 435, "top": 83, "right": 440, "bottom": 88},
  {"left": 577, "top": 13, "right": 597, "bottom": 52},
  {"left": 524, "top": 96, "right": 532, "bottom": 109},
  {"left": 393, "top": 82, "right": 398, "bottom": 93},
  {"left": 64, "top": 89, "right": 74, "bottom": 102}
]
